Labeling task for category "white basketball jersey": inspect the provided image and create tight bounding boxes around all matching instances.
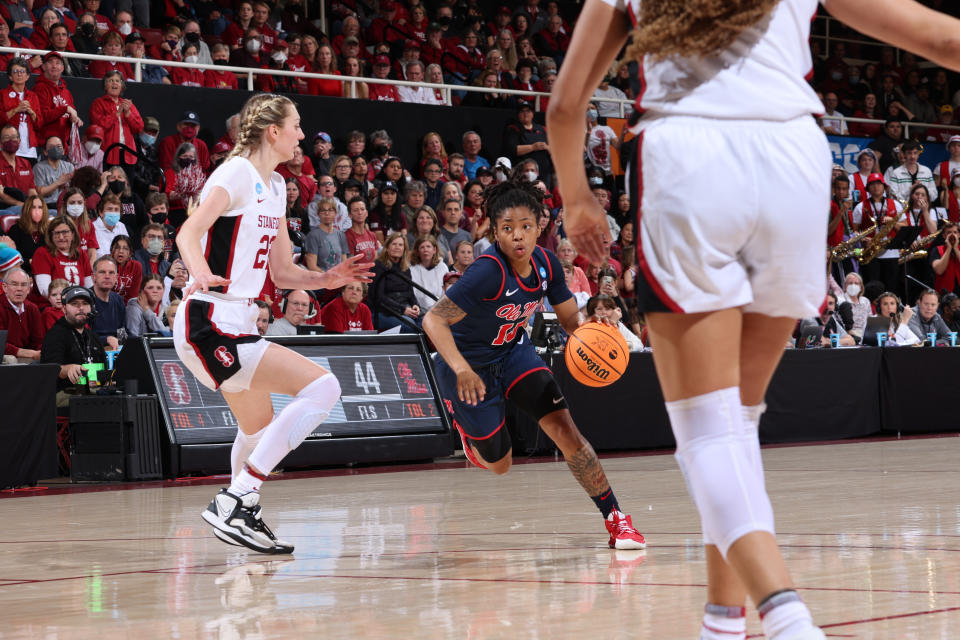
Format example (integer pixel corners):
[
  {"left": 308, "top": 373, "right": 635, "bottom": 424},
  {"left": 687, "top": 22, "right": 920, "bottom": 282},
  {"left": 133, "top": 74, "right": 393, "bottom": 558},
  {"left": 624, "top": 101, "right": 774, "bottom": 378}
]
[
  {"left": 602, "top": 0, "right": 823, "bottom": 123},
  {"left": 192, "top": 157, "right": 286, "bottom": 299}
]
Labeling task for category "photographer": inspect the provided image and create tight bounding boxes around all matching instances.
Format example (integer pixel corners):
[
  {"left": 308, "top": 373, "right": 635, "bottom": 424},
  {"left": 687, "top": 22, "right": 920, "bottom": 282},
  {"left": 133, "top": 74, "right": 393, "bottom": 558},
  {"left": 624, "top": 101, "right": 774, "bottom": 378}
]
[
  {"left": 931, "top": 221, "right": 960, "bottom": 297},
  {"left": 40, "top": 286, "right": 108, "bottom": 408}
]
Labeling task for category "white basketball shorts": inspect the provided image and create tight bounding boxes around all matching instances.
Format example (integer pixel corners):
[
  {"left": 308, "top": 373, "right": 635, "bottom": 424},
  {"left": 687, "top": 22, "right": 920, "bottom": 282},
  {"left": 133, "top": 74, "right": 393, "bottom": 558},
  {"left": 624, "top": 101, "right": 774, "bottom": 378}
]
[
  {"left": 629, "top": 114, "right": 832, "bottom": 318},
  {"left": 173, "top": 292, "right": 270, "bottom": 393}
]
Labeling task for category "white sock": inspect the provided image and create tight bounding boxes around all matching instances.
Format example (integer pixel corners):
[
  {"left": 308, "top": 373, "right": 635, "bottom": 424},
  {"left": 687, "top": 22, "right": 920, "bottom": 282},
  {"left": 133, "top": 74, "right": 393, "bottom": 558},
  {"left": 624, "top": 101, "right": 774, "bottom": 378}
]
[
  {"left": 759, "top": 591, "right": 816, "bottom": 639},
  {"left": 700, "top": 604, "right": 746, "bottom": 639},
  {"left": 228, "top": 465, "right": 264, "bottom": 496},
  {"left": 230, "top": 429, "right": 264, "bottom": 482}
]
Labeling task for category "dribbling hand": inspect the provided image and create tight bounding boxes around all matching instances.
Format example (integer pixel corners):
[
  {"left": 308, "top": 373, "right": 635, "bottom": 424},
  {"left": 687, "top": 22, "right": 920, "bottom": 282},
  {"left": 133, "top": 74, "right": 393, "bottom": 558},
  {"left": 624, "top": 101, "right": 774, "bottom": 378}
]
[
  {"left": 563, "top": 194, "right": 612, "bottom": 264},
  {"left": 185, "top": 272, "right": 231, "bottom": 297},
  {"left": 455, "top": 368, "right": 485, "bottom": 406}
]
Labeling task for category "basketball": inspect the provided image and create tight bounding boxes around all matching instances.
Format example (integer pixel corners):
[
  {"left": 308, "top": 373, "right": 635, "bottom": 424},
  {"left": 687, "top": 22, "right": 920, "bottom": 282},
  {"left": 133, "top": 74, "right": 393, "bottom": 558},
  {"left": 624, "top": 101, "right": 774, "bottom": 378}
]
[{"left": 564, "top": 322, "right": 630, "bottom": 387}]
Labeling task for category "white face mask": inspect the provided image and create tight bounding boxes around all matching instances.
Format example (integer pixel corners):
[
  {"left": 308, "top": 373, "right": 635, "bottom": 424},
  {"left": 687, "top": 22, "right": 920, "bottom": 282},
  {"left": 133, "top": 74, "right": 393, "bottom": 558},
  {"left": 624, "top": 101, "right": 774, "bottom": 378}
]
[
  {"left": 246, "top": 39, "right": 261, "bottom": 54},
  {"left": 84, "top": 141, "right": 100, "bottom": 155},
  {"left": 184, "top": 54, "right": 199, "bottom": 64},
  {"left": 271, "top": 52, "right": 287, "bottom": 64},
  {"left": 66, "top": 203, "right": 84, "bottom": 217},
  {"left": 525, "top": 171, "right": 537, "bottom": 182},
  {"left": 118, "top": 23, "right": 132, "bottom": 36},
  {"left": 846, "top": 284, "right": 860, "bottom": 297}
]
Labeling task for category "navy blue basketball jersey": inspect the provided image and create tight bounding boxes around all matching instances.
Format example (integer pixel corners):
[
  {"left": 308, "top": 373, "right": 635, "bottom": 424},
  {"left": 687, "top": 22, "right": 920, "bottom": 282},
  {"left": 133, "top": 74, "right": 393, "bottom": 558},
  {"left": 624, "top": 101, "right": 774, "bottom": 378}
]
[{"left": 445, "top": 243, "right": 572, "bottom": 366}]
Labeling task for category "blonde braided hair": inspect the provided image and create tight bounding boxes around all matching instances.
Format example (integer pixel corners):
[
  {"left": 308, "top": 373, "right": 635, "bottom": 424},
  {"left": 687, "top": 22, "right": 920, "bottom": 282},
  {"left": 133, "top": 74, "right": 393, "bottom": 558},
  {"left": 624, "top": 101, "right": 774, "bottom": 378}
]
[
  {"left": 627, "top": 0, "right": 779, "bottom": 62},
  {"left": 225, "top": 93, "right": 297, "bottom": 162}
]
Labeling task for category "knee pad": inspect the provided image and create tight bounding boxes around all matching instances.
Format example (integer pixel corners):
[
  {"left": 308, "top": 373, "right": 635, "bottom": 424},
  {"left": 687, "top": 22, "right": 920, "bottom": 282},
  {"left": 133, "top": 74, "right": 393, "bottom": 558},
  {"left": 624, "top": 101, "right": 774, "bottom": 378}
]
[
  {"left": 287, "top": 373, "right": 341, "bottom": 449},
  {"left": 666, "top": 388, "right": 775, "bottom": 557},
  {"left": 468, "top": 425, "right": 512, "bottom": 464},
  {"left": 507, "top": 369, "right": 568, "bottom": 421}
]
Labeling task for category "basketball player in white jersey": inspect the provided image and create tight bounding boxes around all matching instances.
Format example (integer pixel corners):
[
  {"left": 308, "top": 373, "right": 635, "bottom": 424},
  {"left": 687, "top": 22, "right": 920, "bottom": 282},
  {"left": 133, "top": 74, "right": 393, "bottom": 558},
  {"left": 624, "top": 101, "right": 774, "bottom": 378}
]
[
  {"left": 173, "top": 93, "right": 374, "bottom": 554},
  {"left": 548, "top": 1, "right": 960, "bottom": 638}
]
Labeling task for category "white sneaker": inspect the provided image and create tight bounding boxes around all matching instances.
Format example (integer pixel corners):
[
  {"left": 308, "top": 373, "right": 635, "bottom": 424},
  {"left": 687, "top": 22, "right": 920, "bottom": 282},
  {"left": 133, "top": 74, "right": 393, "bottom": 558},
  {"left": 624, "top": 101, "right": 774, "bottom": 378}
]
[{"left": 201, "top": 489, "right": 294, "bottom": 554}]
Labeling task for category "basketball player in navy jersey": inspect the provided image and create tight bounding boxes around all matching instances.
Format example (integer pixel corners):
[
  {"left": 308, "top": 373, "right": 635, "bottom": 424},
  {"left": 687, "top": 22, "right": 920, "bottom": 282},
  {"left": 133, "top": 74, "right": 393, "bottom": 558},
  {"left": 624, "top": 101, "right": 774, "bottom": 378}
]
[{"left": 423, "top": 178, "right": 645, "bottom": 549}]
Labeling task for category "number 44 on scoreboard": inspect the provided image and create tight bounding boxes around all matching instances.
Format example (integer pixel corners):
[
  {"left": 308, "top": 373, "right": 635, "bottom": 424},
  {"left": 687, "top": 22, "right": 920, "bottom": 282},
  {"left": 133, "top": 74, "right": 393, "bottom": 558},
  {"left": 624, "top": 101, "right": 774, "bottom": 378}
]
[{"left": 354, "top": 361, "right": 381, "bottom": 394}]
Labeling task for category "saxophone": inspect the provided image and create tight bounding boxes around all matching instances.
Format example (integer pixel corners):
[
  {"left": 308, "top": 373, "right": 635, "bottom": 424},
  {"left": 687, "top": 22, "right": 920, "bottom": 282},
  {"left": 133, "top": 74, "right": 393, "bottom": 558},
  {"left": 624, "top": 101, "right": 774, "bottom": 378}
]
[
  {"left": 830, "top": 223, "right": 876, "bottom": 262},
  {"left": 899, "top": 226, "right": 944, "bottom": 264},
  {"left": 859, "top": 198, "right": 906, "bottom": 264}
]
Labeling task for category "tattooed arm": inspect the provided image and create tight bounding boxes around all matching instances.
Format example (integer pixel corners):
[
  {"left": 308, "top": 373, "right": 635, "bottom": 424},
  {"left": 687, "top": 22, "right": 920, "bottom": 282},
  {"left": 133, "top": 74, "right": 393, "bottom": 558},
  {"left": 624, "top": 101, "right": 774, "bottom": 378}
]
[{"left": 423, "top": 295, "right": 486, "bottom": 405}]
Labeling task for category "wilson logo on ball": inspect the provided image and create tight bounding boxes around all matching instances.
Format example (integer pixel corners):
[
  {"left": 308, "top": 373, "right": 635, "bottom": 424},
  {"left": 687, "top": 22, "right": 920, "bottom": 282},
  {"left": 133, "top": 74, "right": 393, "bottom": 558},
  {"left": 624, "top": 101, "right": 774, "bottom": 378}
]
[
  {"left": 575, "top": 346, "right": 611, "bottom": 380},
  {"left": 214, "top": 346, "right": 235, "bottom": 368}
]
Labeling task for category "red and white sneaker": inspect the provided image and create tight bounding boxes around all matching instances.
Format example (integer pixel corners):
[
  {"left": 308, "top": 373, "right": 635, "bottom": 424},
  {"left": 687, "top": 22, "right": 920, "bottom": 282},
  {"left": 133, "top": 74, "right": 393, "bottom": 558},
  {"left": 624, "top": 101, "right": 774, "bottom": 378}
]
[
  {"left": 605, "top": 510, "right": 646, "bottom": 549},
  {"left": 453, "top": 420, "right": 486, "bottom": 469}
]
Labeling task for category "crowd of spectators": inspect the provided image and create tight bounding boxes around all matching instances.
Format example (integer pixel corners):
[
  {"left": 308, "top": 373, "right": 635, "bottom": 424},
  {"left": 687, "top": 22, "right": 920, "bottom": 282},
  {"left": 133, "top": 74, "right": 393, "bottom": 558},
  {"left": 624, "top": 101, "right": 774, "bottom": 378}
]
[{"left": 2, "top": 1, "right": 960, "bottom": 408}]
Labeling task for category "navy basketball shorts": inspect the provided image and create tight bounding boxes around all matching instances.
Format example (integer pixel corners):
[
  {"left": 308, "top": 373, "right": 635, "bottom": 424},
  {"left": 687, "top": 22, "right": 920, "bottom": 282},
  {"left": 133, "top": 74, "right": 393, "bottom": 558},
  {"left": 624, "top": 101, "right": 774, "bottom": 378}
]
[{"left": 433, "top": 338, "right": 552, "bottom": 440}]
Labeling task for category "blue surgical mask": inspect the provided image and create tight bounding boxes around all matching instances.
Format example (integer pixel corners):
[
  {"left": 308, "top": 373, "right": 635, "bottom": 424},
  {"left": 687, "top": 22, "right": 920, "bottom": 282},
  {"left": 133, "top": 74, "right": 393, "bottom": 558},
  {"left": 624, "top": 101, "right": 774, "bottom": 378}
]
[
  {"left": 140, "top": 132, "right": 156, "bottom": 146},
  {"left": 104, "top": 212, "right": 121, "bottom": 228},
  {"left": 587, "top": 109, "right": 598, "bottom": 121}
]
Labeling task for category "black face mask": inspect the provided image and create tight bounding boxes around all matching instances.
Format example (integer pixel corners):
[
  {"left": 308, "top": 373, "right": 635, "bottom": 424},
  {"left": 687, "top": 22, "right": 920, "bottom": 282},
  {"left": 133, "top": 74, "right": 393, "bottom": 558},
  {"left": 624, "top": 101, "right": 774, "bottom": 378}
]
[
  {"left": 437, "top": 15, "right": 452, "bottom": 26},
  {"left": 151, "top": 212, "right": 167, "bottom": 223},
  {"left": 80, "top": 23, "right": 95, "bottom": 37},
  {"left": 109, "top": 181, "right": 125, "bottom": 194},
  {"left": 213, "top": 59, "right": 228, "bottom": 66},
  {"left": 179, "top": 157, "right": 195, "bottom": 168},
  {"left": 373, "top": 144, "right": 389, "bottom": 156},
  {"left": 184, "top": 32, "right": 200, "bottom": 44}
]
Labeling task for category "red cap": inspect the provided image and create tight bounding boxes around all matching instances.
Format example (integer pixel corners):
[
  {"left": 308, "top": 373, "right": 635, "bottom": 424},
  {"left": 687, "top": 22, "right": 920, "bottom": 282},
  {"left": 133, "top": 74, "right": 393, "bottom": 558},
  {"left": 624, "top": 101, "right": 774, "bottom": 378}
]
[
  {"left": 85, "top": 125, "right": 105, "bottom": 141},
  {"left": 382, "top": 0, "right": 397, "bottom": 10},
  {"left": 212, "top": 141, "right": 232, "bottom": 154},
  {"left": 866, "top": 172, "right": 885, "bottom": 185},
  {"left": 374, "top": 54, "right": 391, "bottom": 66},
  {"left": 497, "top": 5, "right": 511, "bottom": 15},
  {"left": 403, "top": 39, "right": 420, "bottom": 50},
  {"left": 273, "top": 40, "right": 288, "bottom": 49},
  {"left": 42, "top": 51, "right": 63, "bottom": 63}
]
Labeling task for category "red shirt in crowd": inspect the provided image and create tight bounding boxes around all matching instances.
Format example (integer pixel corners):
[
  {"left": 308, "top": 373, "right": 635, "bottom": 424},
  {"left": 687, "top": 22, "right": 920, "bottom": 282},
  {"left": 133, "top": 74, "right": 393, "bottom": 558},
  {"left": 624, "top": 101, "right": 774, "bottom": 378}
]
[
  {"left": 307, "top": 73, "right": 343, "bottom": 97},
  {"left": 369, "top": 83, "right": 401, "bottom": 102},
  {"left": 0, "top": 154, "right": 36, "bottom": 194},
  {"left": 0, "top": 88, "right": 42, "bottom": 150},
  {"left": 89, "top": 94, "right": 144, "bottom": 165},
  {"left": 276, "top": 165, "right": 317, "bottom": 208},
  {"left": 934, "top": 245, "right": 960, "bottom": 295},
  {"left": 345, "top": 227, "right": 379, "bottom": 263},
  {"left": 114, "top": 258, "right": 143, "bottom": 302},
  {"left": 88, "top": 59, "right": 134, "bottom": 80},
  {"left": 171, "top": 66, "right": 205, "bottom": 88},
  {"left": 31, "top": 246, "right": 93, "bottom": 287},
  {"left": 41, "top": 305, "right": 63, "bottom": 332},
  {"left": 33, "top": 74, "right": 78, "bottom": 145},
  {"left": 204, "top": 69, "right": 239, "bottom": 90},
  {"left": 158, "top": 133, "right": 210, "bottom": 171},
  {"left": 320, "top": 296, "right": 373, "bottom": 333},
  {"left": 0, "top": 291, "right": 44, "bottom": 356}
]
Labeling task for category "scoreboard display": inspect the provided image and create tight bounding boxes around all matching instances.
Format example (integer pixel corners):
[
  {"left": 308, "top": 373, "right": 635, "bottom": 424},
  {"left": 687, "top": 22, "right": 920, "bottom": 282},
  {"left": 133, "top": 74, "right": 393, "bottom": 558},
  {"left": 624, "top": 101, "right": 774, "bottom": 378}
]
[{"left": 125, "top": 335, "right": 448, "bottom": 446}]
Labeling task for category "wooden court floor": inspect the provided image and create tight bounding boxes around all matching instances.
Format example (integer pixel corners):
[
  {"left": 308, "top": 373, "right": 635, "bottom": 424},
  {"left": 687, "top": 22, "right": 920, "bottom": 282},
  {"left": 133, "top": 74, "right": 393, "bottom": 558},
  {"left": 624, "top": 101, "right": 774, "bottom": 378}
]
[{"left": 0, "top": 436, "right": 958, "bottom": 639}]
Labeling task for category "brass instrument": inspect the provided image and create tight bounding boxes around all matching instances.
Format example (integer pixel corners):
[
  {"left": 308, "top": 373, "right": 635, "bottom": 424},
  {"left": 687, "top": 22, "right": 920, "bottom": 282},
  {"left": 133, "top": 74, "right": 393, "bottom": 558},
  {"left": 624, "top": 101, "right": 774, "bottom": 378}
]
[
  {"left": 898, "top": 226, "right": 944, "bottom": 264},
  {"left": 859, "top": 195, "right": 907, "bottom": 264},
  {"left": 830, "top": 223, "right": 876, "bottom": 262},
  {"left": 858, "top": 213, "right": 902, "bottom": 264}
]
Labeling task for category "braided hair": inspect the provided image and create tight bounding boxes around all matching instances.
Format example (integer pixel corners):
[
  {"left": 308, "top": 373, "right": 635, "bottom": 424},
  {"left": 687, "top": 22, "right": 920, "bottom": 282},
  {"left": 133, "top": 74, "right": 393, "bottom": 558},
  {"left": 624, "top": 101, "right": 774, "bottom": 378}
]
[
  {"left": 482, "top": 175, "right": 544, "bottom": 229},
  {"left": 225, "top": 93, "right": 296, "bottom": 162},
  {"left": 627, "top": 0, "right": 779, "bottom": 62}
]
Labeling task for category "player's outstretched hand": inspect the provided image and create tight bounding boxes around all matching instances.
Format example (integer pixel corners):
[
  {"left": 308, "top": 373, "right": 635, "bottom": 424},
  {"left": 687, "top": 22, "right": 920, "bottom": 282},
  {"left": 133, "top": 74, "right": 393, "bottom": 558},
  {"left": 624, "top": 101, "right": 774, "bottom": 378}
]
[
  {"left": 322, "top": 254, "right": 376, "bottom": 289},
  {"left": 185, "top": 272, "right": 231, "bottom": 297},
  {"left": 562, "top": 193, "right": 612, "bottom": 264},
  {"left": 456, "top": 369, "right": 486, "bottom": 406}
]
